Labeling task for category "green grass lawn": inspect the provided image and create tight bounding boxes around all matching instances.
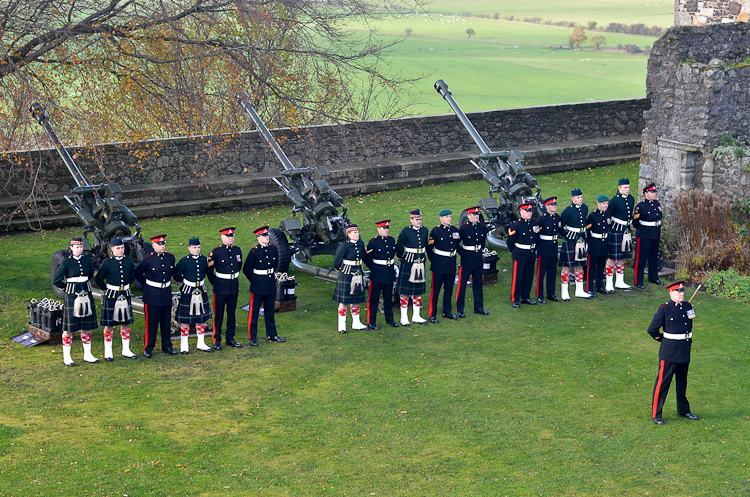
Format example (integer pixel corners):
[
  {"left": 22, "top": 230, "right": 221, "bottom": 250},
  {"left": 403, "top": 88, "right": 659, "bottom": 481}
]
[{"left": 1, "top": 163, "right": 749, "bottom": 495}]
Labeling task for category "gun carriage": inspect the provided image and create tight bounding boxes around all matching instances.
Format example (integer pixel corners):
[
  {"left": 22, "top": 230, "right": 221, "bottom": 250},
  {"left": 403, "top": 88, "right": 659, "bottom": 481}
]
[{"left": 434, "top": 80, "right": 544, "bottom": 249}]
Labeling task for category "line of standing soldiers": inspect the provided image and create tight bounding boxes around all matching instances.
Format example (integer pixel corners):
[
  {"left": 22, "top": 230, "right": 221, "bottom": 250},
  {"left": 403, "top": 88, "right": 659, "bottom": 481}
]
[{"left": 53, "top": 226, "right": 285, "bottom": 366}]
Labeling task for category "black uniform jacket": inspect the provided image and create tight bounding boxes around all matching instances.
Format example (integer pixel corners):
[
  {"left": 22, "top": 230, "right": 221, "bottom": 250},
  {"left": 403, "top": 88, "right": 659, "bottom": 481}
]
[
  {"left": 560, "top": 203, "right": 588, "bottom": 240},
  {"left": 174, "top": 255, "right": 208, "bottom": 285},
  {"left": 633, "top": 199, "right": 663, "bottom": 240},
  {"left": 135, "top": 252, "right": 176, "bottom": 306},
  {"left": 364, "top": 236, "right": 397, "bottom": 284},
  {"left": 396, "top": 226, "right": 429, "bottom": 262},
  {"left": 585, "top": 209, "right": 611, "bottom": 257},
  {"left": 53, "top": 255, "right": 95, "bottom": 292},
  {"left": 534, "top": 213, "right": 562, "bottom": 258},
  {"left": 207, "top": 244, "right": 243, "bottom": 295},
  {"left": 506, "top": 218, "right": 538, "bottom": 263},
  {"left": 243, "top": 244, "right": 279, "bottom": 296},
  {"left": 95, "top": 255, "right": 136, "bottom": 289},
  {"left": 607, "top": 193, "right": 635, "bottom": 232},
  {"left": 427, "top": 224, "right": 460, "bottom": 274},
  {"left": 334, "top": 240, "right": 365, "bottom": 274},
  {"left": 647, "top": 300, "right": 694, "bottom": 363},
  {"left": 458, "top": 221, "right": 488, "bottom": 269}
]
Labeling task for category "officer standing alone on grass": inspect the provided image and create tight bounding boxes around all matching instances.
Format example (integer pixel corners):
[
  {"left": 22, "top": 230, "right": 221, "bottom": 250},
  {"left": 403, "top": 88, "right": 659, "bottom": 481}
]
[
  {"left": 633, "top": 183, "right": 664, "bottom": 288},
  {"left": 363, "top": 220, "right": 399, "bottom": 330},
  {"left": 507, "top": 201, "right": 538, "bottom": 308},
  {"left": 456, "top": 206, "right": 490, "bottom": 316},
  {"left": 243, "top": 226, "right": 286, "bottom": 346},
  {"left": 426, "top": 209, "right": 460, "bottom": 323},
  {"left": 648, "top": 280, "right": 699, "bottom": 425},
  {"left": 207, "top": 227, "right": 243, "bottom": 350}
]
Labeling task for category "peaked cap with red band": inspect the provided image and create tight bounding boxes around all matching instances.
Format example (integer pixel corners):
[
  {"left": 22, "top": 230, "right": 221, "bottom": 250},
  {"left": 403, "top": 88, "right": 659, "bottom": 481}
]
[
  {"left": 150, "top": 234, "right": 167, "bottom": 244},
  {"left": 666, "top": 280, "right": 685, "bottom": 291},
  {"left": 643, "top": 183, "right": 656, "bottom": 193},
  {"left": 465, "top": 206, "right": 481, "bottom": 214},
  {"left": 253, "top": 226, "right": 269, "bottom": 236},
  {"left": 219, "top": 227, "right": 236, "bottom": 235},
  {"left": 543, "top": 197, "right": 557, "bottom": 205},
  {"left": 518, "top": 201, "right": 534, "bottom": 210},
  {"left": 375, "top": 219, "right": 391, "bottom": 227}
]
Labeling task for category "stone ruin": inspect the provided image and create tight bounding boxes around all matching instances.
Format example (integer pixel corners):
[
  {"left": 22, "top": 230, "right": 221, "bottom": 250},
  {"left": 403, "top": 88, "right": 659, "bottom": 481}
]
[
  {"left": 639, "top": 22, "right": 750, "bottom": 205},
  {"left": 675, "top": 0, "right": 750, "bottom": 26}
]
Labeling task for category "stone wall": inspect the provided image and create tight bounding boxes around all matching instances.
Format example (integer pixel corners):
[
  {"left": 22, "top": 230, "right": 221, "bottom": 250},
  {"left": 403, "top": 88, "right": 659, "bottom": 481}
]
[
  {"left": 1, "top": 99, "right": 649, "bottom": 196},
  {"left": 640, "top": 23, "right": 750, "bottom": 204},
  {"left": 675, "top": 0, "right": 750, "bottom": 25}
]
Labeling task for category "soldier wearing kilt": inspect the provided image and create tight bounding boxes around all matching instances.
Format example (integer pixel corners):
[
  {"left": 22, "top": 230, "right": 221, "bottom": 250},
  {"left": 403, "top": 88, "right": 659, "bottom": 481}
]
[
  {"left": 333, "top": 224, "right": 368, "bottom": 333},
  {"left": 53, "top": 236, "right": 99, "bottom": 366},
  {"left": 363, "top": 220, "right": 399, "bottom": 330},
  {"left": 426, "top": 209, "right": 460, "bottom": 323},
  {"left": 456, "top": 206, "right": 489, "bottom": 316},
  {"left": 559, "top": 189, "right": 591, "bottom": 301},
  {"left": 135, "top": 234, "right": 178, "bottom": 358},
  {"left": 534, "top": 197, "right": 562, "bottom": 303},
  {"left": 633, "top": 183, "right": 664, "bottom": 289},
  {"left": 648, "top": 281, "right": 699, "bottom": 425},
  {"left": 606, "top": 178, "right": 635, "bottom": 292},
  {"left": 173, "top": 237, "right": 212, "bottom": 354},
  {"left": 207, "top": 227, "right": 243, "bottom": 350},
  {"left": 242, "top": 226, "right": 286, "bottom": 346},
  {"left": 395, "top": 209, "right": 429, "bottom": 326},
  {"left": 95, "top": 237, "right": 137, "bottom": 361},
  {"left": 507, "top": 202, "right": 539, "bottom": 308},
  {"left": 585, "top": 195, "right": 612, "bottom": 296}
]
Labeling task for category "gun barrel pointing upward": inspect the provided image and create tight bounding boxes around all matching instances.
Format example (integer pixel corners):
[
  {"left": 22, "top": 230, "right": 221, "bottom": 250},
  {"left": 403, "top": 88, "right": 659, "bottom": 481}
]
[
  {"left": 434, "top": 80, "right": 491, "bottom": 155},
  {"left": 234, "top": 91, "right": 296, "bottom": 172}
]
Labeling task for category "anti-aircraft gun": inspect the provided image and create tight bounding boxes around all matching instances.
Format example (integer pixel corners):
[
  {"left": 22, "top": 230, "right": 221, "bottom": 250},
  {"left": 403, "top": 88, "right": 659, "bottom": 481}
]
[
  {"left": 235, "top": 92, "right": 351, "bottom": 282},
  {"left": 29, "top": 103, "right": 146, "bottom": 298},
  {"left": 434, "top": 80, "right": 544, "bottom": 249}
]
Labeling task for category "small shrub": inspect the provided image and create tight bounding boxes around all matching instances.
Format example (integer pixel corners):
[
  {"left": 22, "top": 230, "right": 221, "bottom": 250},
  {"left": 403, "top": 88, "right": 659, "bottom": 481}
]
[{"left": 704, "top": 268, "right": 750, "bottom": 303}]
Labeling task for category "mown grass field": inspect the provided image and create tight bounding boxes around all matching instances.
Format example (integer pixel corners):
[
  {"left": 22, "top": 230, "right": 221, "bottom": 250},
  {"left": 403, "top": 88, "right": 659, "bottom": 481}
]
[{"left": 1, "top": 163, "right": 749, "bottom": 496}]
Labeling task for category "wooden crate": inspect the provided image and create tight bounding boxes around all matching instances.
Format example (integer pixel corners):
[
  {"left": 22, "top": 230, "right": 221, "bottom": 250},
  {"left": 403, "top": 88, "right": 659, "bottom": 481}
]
[
  {"left": 30, "top": 325, "right": 62, "bottom": 345},
  {"left": 482, "top": 272, "right": 498, "bottom": 285},
  {"left": 274, "top": 299, "right": 297, "bottom": 313}
]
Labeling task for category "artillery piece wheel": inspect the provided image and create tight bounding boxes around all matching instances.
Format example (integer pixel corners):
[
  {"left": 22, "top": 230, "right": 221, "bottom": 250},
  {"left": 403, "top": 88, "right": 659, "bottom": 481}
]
[
  {"left": 50, "top": 249, "right": 69, "bottom": 299},
  {"left": 269, "top": 228, "right": 292, "bottom": 274}
]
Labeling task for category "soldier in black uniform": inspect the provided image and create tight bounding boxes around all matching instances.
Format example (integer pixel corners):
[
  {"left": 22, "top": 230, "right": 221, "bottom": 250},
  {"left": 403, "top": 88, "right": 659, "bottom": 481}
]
[
  {"left": 606, "top": 178, "right": 635, "bottom": 292},
  {"left": 426, "top": 209, "right": 460, "bottom": 323},
  {"left": 585, "top": 195, "right": 612, "bottom": 296},
  {"left": 559, "top": 189, "right": 591, "bottom": 301},
  {"left": 53, "top": 236, "right": 99, "bottom": 366},
  {"left": 333, "top": 224, "right": 368, "bottom": 333},
  {"left": 243, "top": 226, "right": 286, "bottom": 345},
  {"left": 507, "top": 201, "right": 539, "bottom": 308},
  {"left": 96, "top": 237, "right": 137, "bottom": 361},
  {"left": 534, "top": 197, "right": 562, "bottom": 303},
  {"left": 396, "top": 209, "right": 429, "bottom": 326},
  {"left": 647, "top": 280, "right": 699, "bottom": 425},
  {"left": 173, "top": 237, "right": 212, "bottom": 353},
  {"left": 207, "top": 227, "right": 243, "bottom": 350},
  {"left": 456, "top": 206, "right": 489, "bottom": 316},
  {"left": 363, "top": 220, "right": 399, "bottom": 330},
  {"left": 633, "top": 183, "right": 664, "bottom": 289},
  {"left": 135, "top": 234, "right": 177, "bottom": 358}
]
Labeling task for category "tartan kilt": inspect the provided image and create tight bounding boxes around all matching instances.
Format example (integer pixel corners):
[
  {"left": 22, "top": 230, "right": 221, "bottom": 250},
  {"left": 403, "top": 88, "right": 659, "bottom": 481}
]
[
  {"left": 333, "top": 272, "right": 367, "bottom": 305},
  {"left": 63, "top": 292, "right": 98, "bottom": 332},
  {"left": 608, "top": 231, "right": 633, "bottom": 259},
  {"left": 558, "top": 239, "right": 587, "bottom": 267},
  {"left": 176, "top": 289, "right": 212, "bottom": 324},
  {"left": 100, "top": 291, "right": 134, "bottom": 327},
  {"left": 395, "top": 260, "right": 426, "bottom": 296}
]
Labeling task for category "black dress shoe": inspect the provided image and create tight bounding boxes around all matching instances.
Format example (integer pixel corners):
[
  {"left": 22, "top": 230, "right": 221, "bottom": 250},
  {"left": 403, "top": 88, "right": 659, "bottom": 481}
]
[
  {"left": 430, "top": 316, "right": 439, "bottom": 324},
  {"left": 180, "top": 350, "right": 189, "bottom": 355},
  {"left": 105, "top": 357, "right": 114, "bottom": 362},
  {"left": 512, "top": 302, "right": 521, "bottom": 308},
  {"left": 368, "top": 324, "right": 380, "bottom": 330},
  {"left": 143, "top": 352, "right": 153, "bottom": 358},
  {"left": 635, "top": 284, "right": 646, "bottom": 289},
  {"left": 651, "top": 280, "right": 665, "bottom": 286},
  {"left": 537, "top": 297, "right": 547, "bottom": 304},
  {"left": 653, "top": 417, "right": 664, "bottom": 425},
  {"left": 163, "top": 348, "right": 178, "bottom": 355},
  {"left": 268, "top": 336, "right": 286, "bottom": 342},
  {"left": 456, "top": 312, "right": 466, "bottom": 318},
  {"left": 547, "top": 295, "right": 562, "bottom": 302},
  {"left": 250, "top": 339, "right": 259, "bottom": 345},
  {"left": 227, "top": 340, "right": 243, "bottom": 348},
  {"left": 338, "top": 330, "right": 346, "bottom": 334},
  {"left": 596, "top": 288, "right": 606, "bottom": 294},
  {"left": 587, "top": 291, "right": 597, "bottom": 298},
  {"left": 522, "top": 299, "right": 537, "bottom": 305},
  {"left": 214, "top": 344, "right": 222, "bottom": 351},
  {"left": 65, "top": 362, "right": 77, "bottom": 367},
  {"left": 473, "top": 309, "right": 489, "bottom": 315},
  {"left": 442, "top": 313, "right": 458, "bottom": 320},
  {"left": 679, "top": 413, "right": 699, "bottom": 420},
  {"left": 387, "top": 321, "right": 399, "bottom": 328},
  {"left": 605, "top": 289, "right": 615, "bottom": 294}
]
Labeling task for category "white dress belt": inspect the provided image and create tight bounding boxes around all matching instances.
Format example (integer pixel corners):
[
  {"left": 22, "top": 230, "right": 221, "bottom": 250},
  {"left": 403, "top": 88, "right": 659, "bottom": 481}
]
[
  {"left": 404, "top": 247, "right": 425, "bottom": 254},
  {"left": 342, "top": 259, "right": 362, "bottom": 265},
  {"left": 565, "top": 227, "right": 583, "bottom": 233},
  {"left": 433, "top": 248, "right": 457, "bottom": 257},
  {"left": 372, "top": 259, "right": 394, "bottom": 265},
  {"left": 539, "top": 235, "right": 557, "bottom": 241},
  {"left": 106, "top": 283, "right": 130, "bottom": 291},
  {"left": 67, "top": 276, "right": 88, "bottom": 283},
  {"left": 639, "top": 220, "right": 661, "bottom": 226},
  {"left": 612, "top": 217, "right": 629, "bottom": 226},
  {"left": 182, "top": 279, "right": 205, "bottom": 287},
  {"left": 146, "top": 279, "right": 171, "bottom": 288},
  {"left": 253, "top": 268, "right": 275, "bottom": 275},
  {"left": 663, "top": 332, "right": 692, "bottom": 340},
  {"left": 215, "top": 271, "right": 240, "bottom": 280},
  {"left": 515, "top": 243, "right": 536, "bottom": 250},
  {"left": 590, "top": 232, "right": 605, "bottom": 239},
  {"left": 461, "top": 244, "right": 482, "bottom": 251}
]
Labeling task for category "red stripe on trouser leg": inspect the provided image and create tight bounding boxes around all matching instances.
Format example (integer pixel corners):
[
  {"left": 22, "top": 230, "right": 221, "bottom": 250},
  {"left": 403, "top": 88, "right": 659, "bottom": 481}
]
[
  {"left": 575, "top": 269, "right": 583, "bottom": 283},
  {"left": 121, "top": 328, "right": 130, "bottom": 340},
  {"left": 62, "top": 335, "right": 73, "bottom": 346},
  {"left": 351, "top": 305, "right": 360, "bottom": 315},
  {"left": 634, "top": 238, "right": 641, "bottom": 285},
  {"left": 367, "top": 284, "right": 373, "bottom": 323},
  {"left": 196, "top": 323, "right": 205, "bottom": 334},
  {"left": 212, "top": 294, "right": 217, "bottom": 341},
  {"left": 143, "top": 303, "right": 149, "bottom": 352},
  {"left": 456, "top": 267, "right": 463, "bottom": 305},
  {"left": 104, "top": 329, "right": 113, "bottom": 342},
  {"left": 338, "top": 307, "right": 347, "bottom": 316},
  {"left": 413, "top": 296, "right": 421, "bottom": 307},
  {"left": 511, "top": 260, "right": 518, "bottom": 302},
  {"left": 400, "top": 295, "right": 409, "bottom": 308},
  {"left": 180, "top": 324, "right": 189, "bottom": 336},
  {"left": 429, "top": 276, "right": 435, "bottom": 317},
  {"left": 561, "top": 272, "right": 569, "bottom": 284},
  {"left": 653, "top": 360, "right": 665, "bottom": 418},
  {"left": 606, "top": 265, "right": 614, "bottom": 277},
  {"left": 536, "top": 257, "right": 541, "bottom": 297},
  {"left": 247, "top": 293, "right": 255, "bottom": 339}
]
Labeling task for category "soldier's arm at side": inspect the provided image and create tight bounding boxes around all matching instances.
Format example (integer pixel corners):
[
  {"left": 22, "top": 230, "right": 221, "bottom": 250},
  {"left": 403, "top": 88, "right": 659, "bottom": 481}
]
[
  {"left": 363, "top": 239, "right": 375, "bottom": 269},
  {"left": 95, "top": 258, "right": 109, "bottom": 289},
  {"left": 395, "top": 229, "right": 406, "bottom": 258},
  {"left": 646, "top": 304, "right": 666, "bottom": 341},
  {"left": 506, "top": 223, "right": 517, "bottom": 253},
  {"left": 242, "top": 248, "right": 256, "bottom": 281},
  {"left": 172, "top": 258, "right": 185, "bottom": 283},
  {"left": 426, "top": 230, "right": 435, "bottom": 261},
  {"left": 206, "top": 251, "right": 216, "bottom": 284},
  {"left": 134, "top": 259, "right": 147, "bottom": 287},
  {"left": 332, "top": 243, "right": 346, "bottom": 270}
]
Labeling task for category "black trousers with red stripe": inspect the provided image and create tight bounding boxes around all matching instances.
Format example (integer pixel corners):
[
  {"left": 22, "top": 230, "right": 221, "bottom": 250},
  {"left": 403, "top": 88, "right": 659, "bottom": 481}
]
[
  {"left": 536, "top": 256, "right": 558, "bottom": 298},
  {"left": 248, "top": 292, "right": 277, "bottom": 341},
  {"left": 635, "top": 237, "right": 660, "bottom": 286},
  {"left": 367, "top": 280, "right": 395, "bottom": 326},
  {"left": 429, "top": 271, "right": 455, "bottom": 317},
  {"left": 586, "top": 253, "right": 607, "bottom": 292},
  {"left": 456, "top": 265, "right": 484, "bottom": 313},
  {"left": 652, "top": 360, "right": 691, "bottom": 419},
  {"left": 511, "top": 260, "right": 534, "bottom": 303},
  {"left": 144, "top": 303, "right": 172, "bottom": 354},
  {"left": 213, "top": 293, "right": 238, "bottom": 345}
]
